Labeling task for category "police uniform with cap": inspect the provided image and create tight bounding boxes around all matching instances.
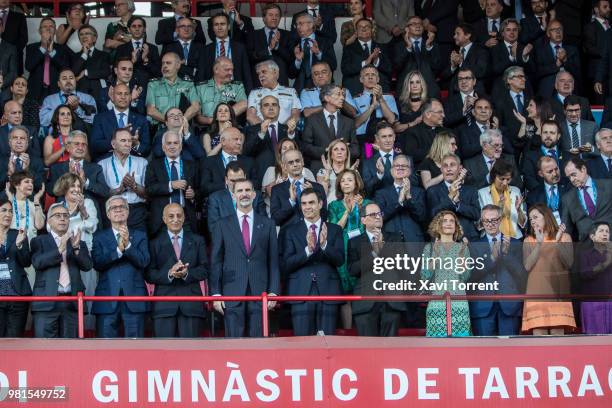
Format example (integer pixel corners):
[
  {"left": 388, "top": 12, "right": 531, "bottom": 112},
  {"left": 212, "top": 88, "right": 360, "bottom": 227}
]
[
  {"left": 146, "top": 77, "right": 199, "bottom": 124},
  {"left": 196, "top": 79, "right": 247, "bottom": 118},
  {"left": 247, "top": 84, "right": 302, "bottom": 124}
]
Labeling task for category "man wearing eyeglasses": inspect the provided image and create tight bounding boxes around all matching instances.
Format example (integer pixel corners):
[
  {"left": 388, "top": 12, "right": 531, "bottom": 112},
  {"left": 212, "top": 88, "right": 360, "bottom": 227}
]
[
  {"left": 560, "top": 95, "right": 599, "bottom": 159},
  {"left": 161, "top": 17, "right": 205, "bottom": 82},
  {"left": 443, "top": 67, "right": 482, "bottom": 128},
  {"left": 347, "top": 202, "right": 407, "bottom": 337},
  {"left": 374, "top": 155, "right": 426, "bottom": 243},
  {"left": 401, "top": 98, "right": 448, "bottom": 166},
  {"left": 467, "top": 204, "right": 525, "bottom": 336},
  {"left": 71, "top": 25, "right": 112, "bottom": 108},
  {"left": 92, "top": 195, "right": 150, "bottom": 338},
  {"left": 155, "top": 0, "right": 206, "bottom": 47},
  {"left": 31, "top": 203, "right": 92, "bottom": 338}
]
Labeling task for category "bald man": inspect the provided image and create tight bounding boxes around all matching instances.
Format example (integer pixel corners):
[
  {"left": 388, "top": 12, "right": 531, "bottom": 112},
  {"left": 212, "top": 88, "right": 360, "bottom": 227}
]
[{"left": 0, "top": 100, "right": 41, "bottom": 158}]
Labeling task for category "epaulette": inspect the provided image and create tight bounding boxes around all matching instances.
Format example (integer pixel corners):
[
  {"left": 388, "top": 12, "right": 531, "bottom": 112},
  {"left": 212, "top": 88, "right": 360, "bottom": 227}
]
[
  {"left": 304, "top": 87, "right": 316, "bottom": 92},
  {"left": 195, "top": 80, "right": 210, "bottom": 86},
  {"left": 231, "top": 80, "right": 242, "bottom": 84},
  {"left": 149, "top": 77, "right": 162, "bottom": 83}
]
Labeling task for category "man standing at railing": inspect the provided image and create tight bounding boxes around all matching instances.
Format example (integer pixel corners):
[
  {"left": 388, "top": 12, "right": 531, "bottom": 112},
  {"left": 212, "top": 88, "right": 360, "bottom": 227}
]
[
  {"left": 91, "top": 195, "right": 150, "bottom": 338},
  {"left": 31, "top": 203, "right": 92, "bottom": 338}
]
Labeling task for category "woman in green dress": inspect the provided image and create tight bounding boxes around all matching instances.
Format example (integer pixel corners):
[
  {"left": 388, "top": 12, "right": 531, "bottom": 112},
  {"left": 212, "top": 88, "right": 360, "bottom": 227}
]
[
  {"left": 422, "top": 210, "right": 473, "bottom": 337},
  {"left": 328, "top": 169, "right": 372, "bottom": 329}
]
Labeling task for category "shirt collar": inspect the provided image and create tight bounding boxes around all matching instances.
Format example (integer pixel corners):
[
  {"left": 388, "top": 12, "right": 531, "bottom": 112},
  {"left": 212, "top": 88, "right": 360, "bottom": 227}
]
[
  {"left": 461, "top": 42, "right": 473, "bottom": 54},
  {"left": 167, "top": 229, "right": 184, "bottom": 241},
  {"left": 567, "top": 119, "right": 580, "bottom": 128},
  {"left": 113, "top": 107, "right": 129, "bottom": 117},
  {"left": 366, "top": 230, "right": 376, "bottom": 242},
  {"left": 222, "top": 150, "right": 237, "bottom": 161},
  {"left": 181, "top": 39, "right": 192, "bottom": 46},
  {"left": 585, "top": 176, "right": 594, "bottom": 189},
  {"left": 305, "top": 218, "right": 322, "bottom": 231},
  {"left": 165, "top": 155, "right": 180, "bottom": 163},
  {"left": 379, "top": 149, "right": 393, "bottom": 159},
  {"left": 482, "top": 152, "right": 495, "bottom": 163},
  {"left": 50, "top": 229, "right": 64, "bottom": 243},
  {"left": 289, "top": 175, "right": 305, "bottom": 185},
  {"left": 509, "top": 90, "right": 523, "bottom": 99},
  {"left": 601, "top": 153, "right": 612, "bottom": 161},
  {"left": 237, "top": 208, "right": 254, "bottom": 220},
  {"left": 550, "top": 41, "right": 562, "bottom": 49},
  {"left": 504, "top": 40, "right": 514, "bottom": 48},
  {"left": 487, "top": 232, "right": 502, "bottom": 243}
]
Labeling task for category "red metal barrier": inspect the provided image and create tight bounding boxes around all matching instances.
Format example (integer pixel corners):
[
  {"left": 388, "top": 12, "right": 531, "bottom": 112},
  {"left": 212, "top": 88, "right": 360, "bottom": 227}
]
[{"left": 2, "top": 292, "right": 610, "bottom": 339}]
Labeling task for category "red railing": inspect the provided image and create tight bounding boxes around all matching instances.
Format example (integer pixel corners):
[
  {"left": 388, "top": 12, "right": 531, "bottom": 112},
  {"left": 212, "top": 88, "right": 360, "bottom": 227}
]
[{"left": 2, "top": 292, "right": 610, "bottom": 338}]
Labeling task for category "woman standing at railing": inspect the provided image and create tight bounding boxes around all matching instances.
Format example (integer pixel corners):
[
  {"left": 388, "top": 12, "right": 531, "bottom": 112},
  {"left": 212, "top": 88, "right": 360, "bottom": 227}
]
[
  {"left": 421, "top": 211, "right": 472, "bottom": 337},
  {"left": 0, "top": 197, "right": 32, "bottom": 337},
  {"left": 521, "top": 204, "right": 576, "bottom": 335}
]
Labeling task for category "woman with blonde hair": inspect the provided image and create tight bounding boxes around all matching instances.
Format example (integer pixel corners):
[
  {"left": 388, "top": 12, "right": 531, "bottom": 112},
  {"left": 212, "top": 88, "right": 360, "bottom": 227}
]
[
  {"left": 394, "top": 71, "right": 428, "bottom": 134},
  {"left": 316, "top": 139, "right": 359, "bottom": 202},
  {"left": 418, "top": 131, "right": 459, "bottom": 189},
  {"left": 421, "top": 211, "right": 472, "bottom": 337}
]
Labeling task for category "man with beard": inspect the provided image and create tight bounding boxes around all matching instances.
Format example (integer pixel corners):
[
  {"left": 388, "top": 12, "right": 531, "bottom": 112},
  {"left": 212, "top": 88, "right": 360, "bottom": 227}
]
[
  {"left": 522, "top": 120, "right": 568, "bottom": 191},
  {"left": 526, "top": 156, "right": 569, "bottom": 225}
]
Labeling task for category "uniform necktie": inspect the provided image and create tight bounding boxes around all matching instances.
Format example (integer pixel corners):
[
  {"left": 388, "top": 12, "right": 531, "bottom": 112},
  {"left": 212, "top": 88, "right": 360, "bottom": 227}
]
[
  {"left": 172, "top": 235, "right": 181, "bottom": 260},
  {"left": 363, "top": 42, "right": 370, "bottom": 56},
  {"left": 43, "top": 50, "right": 51, "bottom": 86},
  {"left": 487, "top": 159, "right": 495, "bottom": 171},
  {"left": 460, "top": 47, "right": 466, "bottom": 62},
  {"left": 269, "top": 123, "right": 277, "bottom": 149},
  {"left": 118, "top": 112, "right": 126, "bottom": 128},
  {"left": 116, "top": 232, "right": 121, "bottom": 245},
  {"left": 582, "top": 186, "right": 596, "bottom": 217},
  {"left": 515, "top": 94, "right": 524, "bottom": 113},
  {"left": 182, "top": 42, "right": 189, "bottom": 60},
  {"left": 242, "top": 214, "right": 251, "bottom": 255},
  {"left": 329, "top": 114, "right": 336, "bottom": 138},
  {"left": 570, "top": 123, "right": 579, "bottom": 149},
  {"left": 268, "top": 30, "right": 275, "bottom": 47},
  {"left": 170, "top": 160, "right": 181, "bottom": 204},
  {"left": 135, "top": 41, "right": 141, "bottom": 49},
  {"left": 310, "top": 8, "right": 317, "bottom": 18},
  {"left": 303, "top": 38, "right": 312, "bottom": 77},
  {"left": 537, "top": 16, "right": 544, "bottom": 29}
]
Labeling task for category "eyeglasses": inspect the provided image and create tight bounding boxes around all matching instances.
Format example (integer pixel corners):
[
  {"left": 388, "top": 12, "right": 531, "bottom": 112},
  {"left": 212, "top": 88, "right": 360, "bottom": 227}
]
[
  {"left": 482, "top": 217, "right": 501, "bottom": 225},
  {"left": 565, "top": 108, "right": 581, "bottom": 114},
  {"left": 109, "top": 205, "right": 128, "bottom": 212},
  {"left": 487, "top": 142, "right": 503, "bottom": 148},
  {"left": 458, "top": 76, "right": 474, "bottom": 81},
  {"left": 393, "top": 164, "right": 410, "bottom": 169},
  {"left": 167, "top": 113, "right": 183, "bottom": 120},
  {"left": 510, "top": 74, "right": 526, "bottom": 79},
  {"left": 365, "top": 211, "right": 384, "bottom": 218},
  {"left": 50, "top": 213, "right": 70, "bottom": 219}
]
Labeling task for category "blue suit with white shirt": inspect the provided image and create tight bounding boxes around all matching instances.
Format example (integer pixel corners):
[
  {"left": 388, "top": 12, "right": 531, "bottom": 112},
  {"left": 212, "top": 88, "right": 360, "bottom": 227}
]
[{"left": 90, "top": 109, "right": 150, "bottom": 161}]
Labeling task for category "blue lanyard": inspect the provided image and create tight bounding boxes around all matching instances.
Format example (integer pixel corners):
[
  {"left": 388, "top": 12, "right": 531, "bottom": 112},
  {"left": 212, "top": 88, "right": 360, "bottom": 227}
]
[
  {"left": 111, "top": 155, "right": 132, "bottom": 185},
  {"left": 13, "top": 197, "right": 30, "bottom": 230},
  {"left": 164, "top": 158, "right": 183, "bottom": 180}
]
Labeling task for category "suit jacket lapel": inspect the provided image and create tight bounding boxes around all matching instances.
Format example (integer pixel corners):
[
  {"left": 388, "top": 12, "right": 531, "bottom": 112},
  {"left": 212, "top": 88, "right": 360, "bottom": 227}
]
[
  {"left": 230, "top": 215, "right": 248, "bottom": 256},
  {"left": 250, "top": 214, "right": 266, "bottom": 253}
]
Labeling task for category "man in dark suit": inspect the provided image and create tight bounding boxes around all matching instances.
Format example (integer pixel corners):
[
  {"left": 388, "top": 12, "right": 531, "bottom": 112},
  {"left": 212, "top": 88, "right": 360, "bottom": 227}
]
[
  {"left": 282, "top": 187, "right": 343, "bottom": 335},
  {"left": 199, "top": 13, "right": 253, "bottom": 92},
  {"left": 145, "top": 130, "right": 199, "bottom": 238},
  {"left": 24, "top": 18, "right": 72, "bottom": 103},
  {"left": 270, "top": 149, "right": 327, "bottom": 228},
  {"left": 154, "top": 0, "right": 206, "bottom": 46},
  {"left": 490, "top": 18, "right": 533, "bottom": 93},
  {"left": 92, "top": 195, "right": 150, "bottom": 337},
  {"left": 291, "top": 0, "right": 337, "bottom": 43},
  {"left": 301, "top": 84, "right": 359, "bottom": 174},
  {"left": 147, "top": 203, "right": 208, "bottom": 337},
  {"left": 471, "top": 0, "right": 504, "bottom": 46},
  {"left": 443, "top": 68, "right": 481, "bottom": 128},
  {"left": 587, "top": 128, "right": 612, "bottom": 179},
  {"left": 468, "top": 204, "right": 525, "bottom": 336},
  {"left": 244, "top": 95, "right": 295, "bottom": 179},
  {"left": 362, "top": 121, "right": 397, "bottom": 197},
  {"left": 526, "top": 156, "right": 570, "bottom": 224},
  {"left": 440, "top": 23, "right": 490, "bottom": 95},
  {"left": 519, "top": 0, "right": 550, "bottom": 45},
  {"left": 0, "top": 101, "right": 41, "bottom": 159},
  {"left": 559, "top": 96, "right": 599, "bottom": 158},
  {"left": 208, "top": 0, "right": 254, "bottom": 45},
  {"left": 464, "top": 128, "right": 522, "bottom": 189},
  {"left": 90, "top": 83, "right": 150, "bottom": 161},
  {"left": 0, "top": 126, "right": 44, "bottom": 190},
  {"left": 562, "top": 158, "right": 612, "bottom": 241},
  {"left": 0, "top": 199, "right": 31, "bottom": 338},
  {"left": 583, "top": 1, "right": 610, "bottom": 103},
  {"left": 115, "top": 16, "right": 161, "bottom": 87},
  {"left": 288, "top": 12, "right": 337, "bottom": 93},
  {"left": 522, "top": 119, "right": 567, "bottom": 191},
  {"left": 532, "top": 19, "right": 581, "bottom": 98},
  {"left": 0, "top": 1, "right": 27, "bottom": 74},
  {"left": 341, "top": 18, "right": 391, "bottom": 96},
  {"left": 211, "top": 178, "right": 279, "bottom": 337},
  {"left": 247, "top": 4, "right": 292, "bottom": 86},
  {"left": 100, "top": 58, "right": 147, "bottom": 116},
  {"left": 0, "top": 29, "right": 17, "bottom": 94},
  {"left": 207, "top": 162, "right": 266, "bottom": 234},
  {"left": 494, "top": 66, "right": 533, "bottom": 154},
  {"left": 393, "top": 15, "right": 442, "bottom": 98},
  {"left": 427, "top": 154, "right": 480, "bottom": 241},
  {"left": 400, "top": 99, "right": 449, "bottom": 166},
  {"left": 347, "top": 202, "right": 407, "bottom": 336},
  {"left": 71, "top": 25, "right": 112, "bottom": 106},
  {"left": 161, "top": 17, "right": 206, "bottom": 81},
  {"left": 31, "top": 203, "right": 93, "bottom": 338},
  {"left": 374, "top": 155, "right": 426, "bottom": 242},
  {"left": 47, "top": 130, "right": 109, "bottom": 201},
  {"left": 417, "top": 0, "right": 460, "bottom": 69},
  {"left": 548, "top": 71, "right": 594, "bottom": 122},
  {"left": 200, "top": 127, "right": 257, "bottom": 197}
]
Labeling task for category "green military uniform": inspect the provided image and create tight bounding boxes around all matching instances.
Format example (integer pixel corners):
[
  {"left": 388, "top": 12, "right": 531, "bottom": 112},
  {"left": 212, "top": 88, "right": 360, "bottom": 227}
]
[
  {"left": 146, "top": 77, "right": 199, "bottom": 123},
  {"left": 195, "top": 79, "right": 247, "bottom": 117}
]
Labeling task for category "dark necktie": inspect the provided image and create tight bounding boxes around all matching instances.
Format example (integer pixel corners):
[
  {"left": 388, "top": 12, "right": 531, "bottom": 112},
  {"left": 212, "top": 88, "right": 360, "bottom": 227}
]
[
  {"left": 329, "top": 114, "right": 336, "bottom": 139},
  {"left": 549, "top": 186, "right": 559, "bottom": 211},
  {"left": 303, "top": 39, "right": 312, "bottom": 77},
  {"left": 465, "top": 95, "right": 473, "bottom": 126},
  {"left": 554, "top": 44, "right": 560, "bottom": 57},
  {"left": 491, "top": 237, "right": 497, "bottom": 251},
  {"left": 220, "top": 40, "right": 226, "bottom": 57},
  {"left": 515, "top": 94, "right": 524, "bottom": 114},
  {"left": 295, "top": 180, "right": 302, "bottom": 200},
  {"left": 183, "top": 42, "right": 189, "bottom": 60},
  {"left": 310, "top": 8, "right": 317, "bottom": 18},
  {"left": 491, "top": 19, "right": 499, "bottom": 33},
  {"left": 242, "top": 214, "right": 251, "bottom": 255},
  {"left": 269, "top": 123, "right": 277, "bottom": 149},
  {"left": 15, "top": 157, "right": 23, "bottom": 171},
  {"left": 608, "top": 158, "right": 612, "bottom": 174},
  {"left": 582, "top": 186, "right": 596, "bottom": 217},
  {"left": 268, "top": 30, "right": 275, "bottom": 47},
  {"left": 170, "top": 160, "right": 181, "bottom": 204},
  {"left": 414, "top": 39, "right": 421, "bottom": 53},
  {"left": 537, "top": 16, "right": 544, "bottom": 29},
  {"left": 460, "top": 47, "right": 466, "bottom": 63},
  {"left": 384, "top": 153, "right": 392, "bottom": 174},
  {"left": 363, "top": 42, "right": 370, "bottom": 56},
  {"left": 570, "top": 123, "right": 579, "bottom": 149}
]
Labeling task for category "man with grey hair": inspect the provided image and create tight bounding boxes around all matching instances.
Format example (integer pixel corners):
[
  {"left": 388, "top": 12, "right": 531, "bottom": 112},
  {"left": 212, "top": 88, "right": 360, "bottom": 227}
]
[
  {"left": 464, "top": 128, "right": 522, "bottom": 189},
  {"left": 0, "top": 100, "right": 40, "bottom": 158},
  {"left": 549, "top": 71, "right": 594, "bottom": 122},
  {"left": 587, "top": 128, "right": 612, "bottom": 179},
  {"left": 495, "top": 65, "right": 533, "bottom": 155},
  {"left": 0, "top": 125, "right": 45, "bottom": 190},
  {"left": 247, "top": 59, "right": 302, "bottom": 126},
  {"left": 161, "top": 16, "right": 205, "bottom": 81},
  {"left": 92, "top": 195, "right": 150, "bottom": 338},
  {"left": 145, "top": 130, "right": 199, "bottom": 236},
  {"left": 200, "top": 126, "right": 257, "bottom": 197},
  {"left": 73, "top": 24, "right": 112, "bottom": 103},
  {"left": 195, "top": 57, "right": 247, "bottom": 125}
]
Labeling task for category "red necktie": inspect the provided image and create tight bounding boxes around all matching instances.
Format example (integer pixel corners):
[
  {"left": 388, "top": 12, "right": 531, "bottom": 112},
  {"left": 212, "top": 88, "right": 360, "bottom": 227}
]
[
  {"left": 310, "top": 224, "right": 318, "bottom": 250},
  {"left": 220, "top": 40, "right": 226, "bottom": 57},
  {"left": 242, "top": 215, "right": 250, "bottom": 254}
]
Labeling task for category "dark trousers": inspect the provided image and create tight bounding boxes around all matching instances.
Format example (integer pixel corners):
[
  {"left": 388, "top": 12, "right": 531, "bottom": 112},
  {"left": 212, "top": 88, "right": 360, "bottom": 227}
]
[
  {"left": 96, "top": 301, "right": 145, "bottom": 338},
  {"left": 127, "top": 203, "right": 148, "bottom": 231},
  {"left": 154, "top": 312, "right": 203, "bottom": 338},
  {"left": 223, "top": 283, "right": 262, "bottom": 338},
  {"left": 353, "top": 302, "right": 402, "bottom": 337},
  {"left": 471, "top": 302, "right": 521, "bottom": 336},
  {"left": 0, "top": 301, "right": 29, "bottom": 337},
  {"left": 33, "top": 301, "right": 77, "bottom": 338},
  {"left": 291, "top": 283, "right": 338, "bottom": 336}
]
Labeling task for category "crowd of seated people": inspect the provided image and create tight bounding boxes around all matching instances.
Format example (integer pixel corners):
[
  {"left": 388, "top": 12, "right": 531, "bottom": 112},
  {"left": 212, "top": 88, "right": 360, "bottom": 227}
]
[{"left": 0, "top": 0, "right": 611, "bottom": 339}]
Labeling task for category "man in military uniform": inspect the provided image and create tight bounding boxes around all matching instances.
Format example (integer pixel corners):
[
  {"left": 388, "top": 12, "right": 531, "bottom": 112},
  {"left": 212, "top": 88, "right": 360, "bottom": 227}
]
[
  {"left": 146, "top": 52, "right": 200, "bottom": 124},
  {"left": 195, "top": 56, "right": 247, "bottom": 126},
  {"left": 246, "top": 60, "right": 302, "bottom": 126},
  {"left": 300, "top": 61, "right": 357, "bottom": 118}
]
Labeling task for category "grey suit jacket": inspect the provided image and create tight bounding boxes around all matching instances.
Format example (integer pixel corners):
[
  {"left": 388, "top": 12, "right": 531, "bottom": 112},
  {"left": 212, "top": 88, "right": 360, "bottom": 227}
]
[
  {"left": 561, "top": 178, "right": 612, "bottom": 241},
  {"left": 0, "top": 40, "right": 17, "bottom": 93},
  {"left": 373, "top": 0, "right": 415, "bottom": 43},
  {"left": 560, "top": 120, "right": 599, "bottom": 158}
]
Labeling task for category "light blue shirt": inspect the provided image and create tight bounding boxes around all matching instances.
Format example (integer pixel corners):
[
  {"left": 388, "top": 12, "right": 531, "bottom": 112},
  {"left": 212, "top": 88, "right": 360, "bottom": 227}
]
[
  {"left": 354, "top": 91, "right": 398, "bottom": 135},
  {"left": 39, "top": 91, "right": 97, "bottom": 127},
  {"left": 299, "top": 87, "right": 357, "bottom": 110}
]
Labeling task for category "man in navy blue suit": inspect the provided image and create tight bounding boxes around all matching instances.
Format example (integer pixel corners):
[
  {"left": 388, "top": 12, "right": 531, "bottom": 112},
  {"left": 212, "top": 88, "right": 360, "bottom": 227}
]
[
  {"left": 526, "top": 156, "right": 570, "bottom": 226},
  {"left": 374, "top": 155, "right": 426, "bottom": 242},
  {"left": 360, "top": 121, "right": 396, "bottom": 197},
  {"left": 282, "top": 188, "right": 344, "bottom": 336},
  {"left": 211, "top": 178, "right": 279, "bottom": 337},
  {"left": 587, "top": 128, "right": 612, "bottom": 179},
  {"left": 92, "top": 195, "right": 150, "bottom": 337},
  {"left": 90, "top": 83, "right": 150, "bottom": 161},
  {"left": 468, "top": 205, "right": 525, "bottom": 336}
]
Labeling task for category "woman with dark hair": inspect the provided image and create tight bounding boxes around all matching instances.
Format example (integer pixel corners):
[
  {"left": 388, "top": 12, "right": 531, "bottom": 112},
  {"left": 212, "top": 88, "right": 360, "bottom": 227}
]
[
  {"left": 56, "top": 3, "right": 89, "bottom": 48},
  {"left": 0, "top": 197, "right": 32, "bottom": 338},
  {"left": 422, "top": 211, "right": 472, "bottom": 337},
  {"left": 478, "top": 160, "right": 526, "bottom": 239},
  {"left": 43, "top": 105, "right": 75, "bottom": 166},
  {"left": 340, "top": 0, "right": 372, "bottom": 46},
  {"left": 1, "top": 77, "right": 40, "bottom": 129},
  {"left": 202, "top": 103, "right": 238, "bottom": 156},
  {"left": 578, "top": 222, "right": 612, "bottom": 334},
  {"left": 513, "top": 95, "right": 555, "bottom": 150},
  {"left": 521, "top": 203, "right": 576, "bottom": 335}
]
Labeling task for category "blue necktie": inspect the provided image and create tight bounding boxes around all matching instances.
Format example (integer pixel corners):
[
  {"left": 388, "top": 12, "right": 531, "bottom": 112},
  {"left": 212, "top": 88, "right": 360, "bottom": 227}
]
[
  {"left": 515, "top": 94, "right": 524, "bottom": 114},
  {"left": 15, "top": 157, "right": 23, "bottom": 171},
  {"left": 549, "top": 186, "right": 559, "bottom": 211},
  {"left": 182, "top": 42, "right": 189, "bottom": 61},
  {"left": 118, "top": 112, "right": 126, "bottom": 128},
  {"left": 170, "top": 160, "right": 181, "bottom": 204},
  {"left": 295, "top": 180, "right": 302, "bottom": 200}
]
